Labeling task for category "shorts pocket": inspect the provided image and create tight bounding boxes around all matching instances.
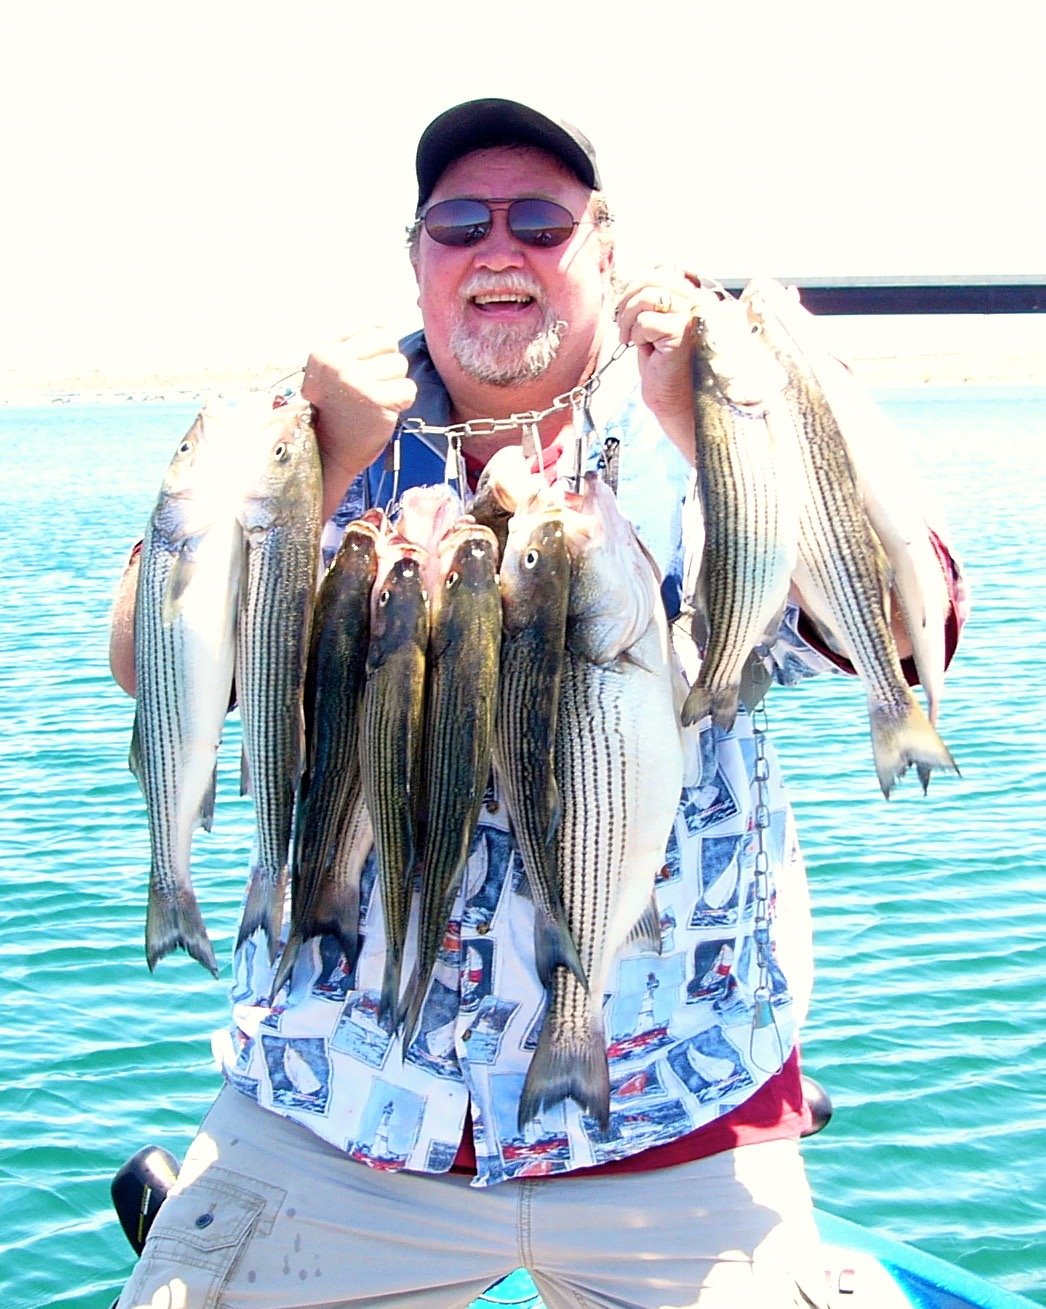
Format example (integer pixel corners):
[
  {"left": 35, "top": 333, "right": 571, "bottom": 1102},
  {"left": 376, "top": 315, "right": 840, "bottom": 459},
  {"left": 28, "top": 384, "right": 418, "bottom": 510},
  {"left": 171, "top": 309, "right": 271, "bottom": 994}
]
[{"left": 118, "top": 1167, "right": 286, "bottom": 1309}]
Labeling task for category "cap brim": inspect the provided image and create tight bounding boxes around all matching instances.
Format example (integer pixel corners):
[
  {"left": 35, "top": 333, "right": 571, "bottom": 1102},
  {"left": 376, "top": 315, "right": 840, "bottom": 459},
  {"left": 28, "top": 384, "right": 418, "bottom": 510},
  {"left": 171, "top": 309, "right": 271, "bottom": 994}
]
[{"left": 416, "top": 98, "right": 600, "bottom": 209}]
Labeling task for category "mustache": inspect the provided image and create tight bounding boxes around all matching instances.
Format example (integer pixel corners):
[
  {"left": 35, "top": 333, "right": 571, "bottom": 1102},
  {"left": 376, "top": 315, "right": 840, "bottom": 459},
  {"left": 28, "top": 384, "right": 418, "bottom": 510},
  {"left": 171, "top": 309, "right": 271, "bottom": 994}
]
[{"left": 460, "top": 271, "right": 546, "bottom": 305}]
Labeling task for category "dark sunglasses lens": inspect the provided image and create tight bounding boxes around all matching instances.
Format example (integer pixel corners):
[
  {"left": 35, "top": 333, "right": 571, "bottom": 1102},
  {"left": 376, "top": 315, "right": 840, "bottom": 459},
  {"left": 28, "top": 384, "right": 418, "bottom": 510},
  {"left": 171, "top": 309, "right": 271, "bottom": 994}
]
[
  {"left": 423, "top": 199, "right": 492, "bottom": 246},
  {"left": 508, "top": 199, "right": 577, "bottom": 247}
]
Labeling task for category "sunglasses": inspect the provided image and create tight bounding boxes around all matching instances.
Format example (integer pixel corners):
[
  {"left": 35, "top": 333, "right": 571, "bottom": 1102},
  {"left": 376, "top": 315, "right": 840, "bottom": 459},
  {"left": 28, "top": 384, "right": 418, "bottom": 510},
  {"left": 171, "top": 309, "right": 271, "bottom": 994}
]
[{"left": 420, "top": 197, "right": 585, "bottom": 249}]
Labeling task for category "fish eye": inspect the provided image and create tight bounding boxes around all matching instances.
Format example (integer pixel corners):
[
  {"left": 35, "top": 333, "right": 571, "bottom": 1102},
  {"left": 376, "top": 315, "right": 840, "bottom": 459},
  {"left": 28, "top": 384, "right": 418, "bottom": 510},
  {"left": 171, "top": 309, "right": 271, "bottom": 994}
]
[
  {"left": 523, "top": 548, "right": 541, "bottom": 570},
  {"left": 273, "top": 441, "right": 289, "bottom": 461},
  {"left": 177, "top": 439, "right": 193, "bottom": 456},
  {"left": 446, "top": 571, "right": 460, "bottom": 588},
  {"left": 378, "top": 588, "right": 391, "bottom": 607}
]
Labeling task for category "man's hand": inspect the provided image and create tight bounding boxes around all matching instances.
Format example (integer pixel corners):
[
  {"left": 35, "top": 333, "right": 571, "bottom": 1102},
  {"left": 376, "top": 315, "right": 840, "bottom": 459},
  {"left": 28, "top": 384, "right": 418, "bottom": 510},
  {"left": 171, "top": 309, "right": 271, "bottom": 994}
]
[
  {"left": 614, "top": 268, "right": 701, "bottom": 464},
  {"left": 301, "top": 327, "right": 417, "bottom": 520}
]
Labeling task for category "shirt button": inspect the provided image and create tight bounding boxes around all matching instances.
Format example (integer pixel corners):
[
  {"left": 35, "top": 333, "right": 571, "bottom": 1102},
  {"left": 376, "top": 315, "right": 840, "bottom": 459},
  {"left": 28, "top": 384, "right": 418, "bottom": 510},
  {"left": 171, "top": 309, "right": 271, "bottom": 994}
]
[
  {"left": 475, "top": 921, "right": 490, "bottom": 936},
  {"left": 194, "top": 1213, "right": 214, "bottom": 1229},
  {"left": 461, "top": 1029, "right": 472, "bottom": 1041}
]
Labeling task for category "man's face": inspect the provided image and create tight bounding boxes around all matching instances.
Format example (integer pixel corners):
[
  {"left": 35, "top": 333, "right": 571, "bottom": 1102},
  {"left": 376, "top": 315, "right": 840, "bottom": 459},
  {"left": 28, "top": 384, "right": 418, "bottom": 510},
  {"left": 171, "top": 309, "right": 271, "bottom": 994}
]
[{"left": 414, "top": 146, "right": 613, "bottom": 397}]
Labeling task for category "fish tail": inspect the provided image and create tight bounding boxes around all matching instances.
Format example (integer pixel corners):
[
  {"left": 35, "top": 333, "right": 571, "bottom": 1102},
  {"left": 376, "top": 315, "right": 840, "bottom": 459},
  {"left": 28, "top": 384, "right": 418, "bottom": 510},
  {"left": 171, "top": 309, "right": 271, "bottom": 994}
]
[
  {"left": 519, "top": 1018, "right": 610, "bottom": 1132},
  {"left": 270, "top": 932, "right": 302, "bottom": 1001},
  {"left": 680, "top": 679, "right": 740, "bottom": 731},
  {"left": 400, "top": 966, "right": 427, "bottom": 1056},
  {"left": 377, "top": 946, "right": 404, "bottom": 1034},
  {"left": 534, "top": 912, "right": 588, "bottom": 991},
  {"left": 870, "top": 695, "right": 960, "bottom": 798},
  {"left": 146, "top": 884, "right": 218, "bottom": 978},
  {"left": 235, "top": 865, "right": 288, "bottom": 961},
  {"left": 301, "top": 914, "right": 361, "bottom": 978}
]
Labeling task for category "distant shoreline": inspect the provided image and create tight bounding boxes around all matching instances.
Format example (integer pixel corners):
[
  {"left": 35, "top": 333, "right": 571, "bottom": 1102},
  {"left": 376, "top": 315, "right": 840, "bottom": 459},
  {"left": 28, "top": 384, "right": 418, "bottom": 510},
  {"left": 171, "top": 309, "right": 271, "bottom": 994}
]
[{"left": 3, "top": 318, "right": 1045, "bottom": 407}]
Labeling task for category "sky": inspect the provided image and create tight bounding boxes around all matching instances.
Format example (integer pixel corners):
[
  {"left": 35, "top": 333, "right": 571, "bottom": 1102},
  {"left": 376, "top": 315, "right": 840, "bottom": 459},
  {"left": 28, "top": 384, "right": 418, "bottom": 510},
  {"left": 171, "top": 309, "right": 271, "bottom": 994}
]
[{"left": 3, "top": 1, "right": 1043, "bottom": 383}]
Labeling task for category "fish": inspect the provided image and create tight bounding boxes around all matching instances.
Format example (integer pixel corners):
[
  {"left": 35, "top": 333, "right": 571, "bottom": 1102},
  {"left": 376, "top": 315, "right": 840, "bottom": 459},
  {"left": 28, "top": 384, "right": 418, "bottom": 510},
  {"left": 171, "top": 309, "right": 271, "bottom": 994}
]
[
  {"left": 272, "top": 516, "right": 380, "bottom": 998},
  {"left": 235, "top": 399, "right": 324, "bottom": 959},
  {"left": 358, "top": 533, "right": 430, "bottom": 1029},
  {"left": 744, "top": 283, "right": 959, "bottom": 797},
  {"left": 396, "top": 483, "right": 464, "bottom": 552},
  {"left": 129, "top": 405, "right": 246, "bottom": 976},
  {"left": 681, "top": 289, "right": 797, "bottom": 729},
  {"left": 469, "top": 445, "right": 539, "bottom": 555},
  {"left": 402, "top": 519, "right": 503, "bottom": 1045},
  {"left": 491, "top": 493, "right": 584, "bottom": 989},
  {"left": 519, "top": 474, "right": 684, "bottom": 1130},
  {"left": 741, "top": 277, "right": 951, "bottom": 726}
]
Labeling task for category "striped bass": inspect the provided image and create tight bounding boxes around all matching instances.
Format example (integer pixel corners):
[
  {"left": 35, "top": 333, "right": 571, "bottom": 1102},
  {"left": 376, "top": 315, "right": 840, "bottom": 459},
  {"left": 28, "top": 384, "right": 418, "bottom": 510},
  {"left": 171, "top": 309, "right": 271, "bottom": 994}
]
[
  {"left": 519, "top": 474, "right": 684, "bottom": 1130},
  {"left": 272, "top": 517, "right": 380, "bottom": 998},
  {"left": 682, "top": 290, "right": 797, "bottom": 729},
  {"left": 742, "top": 278, "right": 951, "bottom": 725},
  {"left": 403, "top": 519, "right": 502, "bottom": 1045},
  {"left": 359, "top": 534, "right": 429, "bottom": 1030},
  {"left": 235, "top": 400, "right": 323, "bottom": 959},
  {"left": 747, "top": 292, "right": 959, "bottom": 797},
  {"left": 491, "top": 494, "right": 584, "bottom": 990},
  {"left": 396, "top": 483, "right": 464, "bottom": 552},
  {"left": 130, "top": 407, "right": 244, "bottom": 976},
  {"left": 469, "top": 444, "right": 540, "bottom": 555}
]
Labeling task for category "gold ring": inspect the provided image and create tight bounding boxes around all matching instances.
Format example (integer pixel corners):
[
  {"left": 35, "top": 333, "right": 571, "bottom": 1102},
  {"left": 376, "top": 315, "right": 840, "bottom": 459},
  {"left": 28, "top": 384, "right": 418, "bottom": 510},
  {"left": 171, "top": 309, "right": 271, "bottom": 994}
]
[{"left": 654, "top": 291, "right": 672, "bottom": 314}]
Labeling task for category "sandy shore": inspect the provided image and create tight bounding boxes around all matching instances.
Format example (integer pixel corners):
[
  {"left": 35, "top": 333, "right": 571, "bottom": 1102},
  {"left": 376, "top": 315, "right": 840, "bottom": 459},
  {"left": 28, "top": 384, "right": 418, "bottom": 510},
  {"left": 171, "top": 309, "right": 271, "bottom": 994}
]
[{"left": 3, "top": 316, "right": 1044, "bottom": 406}]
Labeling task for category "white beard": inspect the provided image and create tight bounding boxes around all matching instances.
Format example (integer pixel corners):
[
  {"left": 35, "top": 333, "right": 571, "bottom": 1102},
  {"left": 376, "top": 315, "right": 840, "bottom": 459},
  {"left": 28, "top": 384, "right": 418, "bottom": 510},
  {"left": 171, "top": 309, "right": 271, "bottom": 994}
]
[{"left": 450, "top": 311, "right": 568, "bottom": 387}]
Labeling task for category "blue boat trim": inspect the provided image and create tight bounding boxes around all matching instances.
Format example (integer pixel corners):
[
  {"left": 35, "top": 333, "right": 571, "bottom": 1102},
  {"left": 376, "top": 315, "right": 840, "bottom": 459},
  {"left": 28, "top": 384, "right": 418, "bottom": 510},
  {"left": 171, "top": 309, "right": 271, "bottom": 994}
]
[
  {"left": 815, "top": 1211, "right": 1041, "bottom": 1309},
  {"left": 466, "top": 1211, "right": 1040, "bottom": 1309}
]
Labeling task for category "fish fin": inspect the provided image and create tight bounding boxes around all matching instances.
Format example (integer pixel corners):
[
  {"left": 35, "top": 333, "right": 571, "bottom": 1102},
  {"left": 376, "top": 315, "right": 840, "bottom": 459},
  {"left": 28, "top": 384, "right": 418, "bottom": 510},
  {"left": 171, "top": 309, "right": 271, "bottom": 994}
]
[
  {"left": 534, "top": 910, "right": 588, "bottom": 991},
  {"left": 689, "top": 560, "right": 711, "bottom": 652},
  {"left": 160, "top": 542, "right": 199, "bottom": 625},
  {"left": 739, "top": 651, "right": 773, "bottom": 714},
  {"left": 681, "top": 681, "right": 740, "bottom": 731},
  {"left": 128, "top": 716, "right": 144, "bottom": 789},
  {"left": 869, "top": 694, "right": 960, "bottom": 799},
  {"left": 196, "top": 766, "right": 218, "bottom": 834},
  {"left": 146, "top": 884, "right": 218, "bottom": 978},
  {"left": 235, "top": 864, "right": 288, "bottom": 961},
  {"left": 626, "top": 895, "right": 662, "bottom": 954},
  {"left": 299, "top": 890, "right": 362, "bottom": 977},
  {"left": 270, "top": 932, "right": 302, "bottom": 1001},
  {"left": 400, "top": 965, "right": 427, "bottom": 1057},
  {"left": 377, "top": 942, "right": 404, "bottom": 1034},
  {"left": 518, "top": 998, "right": 610, "bottom": 1132}
]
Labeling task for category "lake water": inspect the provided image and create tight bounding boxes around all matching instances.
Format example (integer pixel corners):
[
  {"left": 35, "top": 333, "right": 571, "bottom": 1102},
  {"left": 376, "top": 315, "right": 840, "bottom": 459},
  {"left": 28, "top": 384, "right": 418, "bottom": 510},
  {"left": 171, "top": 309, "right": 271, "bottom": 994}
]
[{"left": 2, "top": 386, "right": 1044, "bottom": 1306}]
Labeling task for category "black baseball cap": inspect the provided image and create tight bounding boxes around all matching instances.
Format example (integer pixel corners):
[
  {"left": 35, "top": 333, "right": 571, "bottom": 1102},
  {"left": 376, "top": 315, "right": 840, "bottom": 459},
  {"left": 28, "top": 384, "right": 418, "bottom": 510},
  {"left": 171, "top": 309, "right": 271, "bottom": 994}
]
[{"left": 415, "top": 98, "right": 602, "bottom": 210}]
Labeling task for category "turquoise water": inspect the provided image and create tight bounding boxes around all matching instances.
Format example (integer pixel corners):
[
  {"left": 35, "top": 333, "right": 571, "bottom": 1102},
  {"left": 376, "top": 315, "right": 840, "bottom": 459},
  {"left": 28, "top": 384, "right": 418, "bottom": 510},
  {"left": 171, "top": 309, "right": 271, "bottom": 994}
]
[{"left": 1, "top": 388, "right": 1044, "bottom": 1307}]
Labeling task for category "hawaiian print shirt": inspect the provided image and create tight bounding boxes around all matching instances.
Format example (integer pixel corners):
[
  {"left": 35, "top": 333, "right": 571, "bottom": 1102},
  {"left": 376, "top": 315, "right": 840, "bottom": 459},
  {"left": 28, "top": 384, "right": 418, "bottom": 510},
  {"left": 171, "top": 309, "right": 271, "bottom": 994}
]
[{"left": 214, "top": 333, "right": 836, "bottom": 1186}]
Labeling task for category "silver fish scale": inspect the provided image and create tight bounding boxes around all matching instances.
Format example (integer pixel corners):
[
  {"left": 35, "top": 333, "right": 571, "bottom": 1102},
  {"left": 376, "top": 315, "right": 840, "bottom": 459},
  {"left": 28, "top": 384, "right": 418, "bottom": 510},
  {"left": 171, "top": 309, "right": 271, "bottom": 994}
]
[
  {"left": 408, "top": 555, "right": 501, "bottom": 1038},
  {"left": 492, "top": 639, "right": 566, "bottom": 930},
  {"left": 236, "top": 525, "right": 317, "bottom": 954},
  {"left": 360, "top": 625, "right": 425, "bottom": 1027},
  {"left": 788, "top": 387, "right": 905, "bottom": 704},
  {"left": 556, "top": 653, "right": 630, "bottom": 979},
  {"left": 697, "top": 396, "right": 787, "bottom": 684},
  {"left": 132, "top": 519, "right": 236, "bottom": 977},
  {"left": 293, "top": 538, "right": 375, "bottom": 912}
]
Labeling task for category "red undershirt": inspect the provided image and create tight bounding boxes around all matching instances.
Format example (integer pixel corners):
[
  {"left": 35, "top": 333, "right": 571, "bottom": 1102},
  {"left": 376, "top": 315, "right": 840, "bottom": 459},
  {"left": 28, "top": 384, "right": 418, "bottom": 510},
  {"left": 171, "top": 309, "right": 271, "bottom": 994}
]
[{"left": 450, "top": 1048, "right": 809, "bottom": 1177}]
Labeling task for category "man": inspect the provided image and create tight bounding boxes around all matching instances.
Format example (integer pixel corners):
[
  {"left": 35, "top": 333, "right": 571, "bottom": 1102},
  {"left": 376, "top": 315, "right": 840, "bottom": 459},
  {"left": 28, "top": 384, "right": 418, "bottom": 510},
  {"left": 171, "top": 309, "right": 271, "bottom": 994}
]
[{"left": 111, "top": 98, "right": 963, "bottom": 1308}]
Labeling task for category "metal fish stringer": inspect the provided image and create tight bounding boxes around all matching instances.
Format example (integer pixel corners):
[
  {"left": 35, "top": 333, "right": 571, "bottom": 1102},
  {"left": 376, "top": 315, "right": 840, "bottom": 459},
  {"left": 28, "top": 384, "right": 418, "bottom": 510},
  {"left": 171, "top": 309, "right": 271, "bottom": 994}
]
[
  {"left": 386, "top": 425, "right": 403, "bottom": 516},
  {"left": 443, "top": 432, "right": 467, "bottom": 500},
  {"left": 520, "top": 419, "right": 542, "bottom": 476},
  {"left": 569, "top": 390, "right": 591, "bottom": 494}
]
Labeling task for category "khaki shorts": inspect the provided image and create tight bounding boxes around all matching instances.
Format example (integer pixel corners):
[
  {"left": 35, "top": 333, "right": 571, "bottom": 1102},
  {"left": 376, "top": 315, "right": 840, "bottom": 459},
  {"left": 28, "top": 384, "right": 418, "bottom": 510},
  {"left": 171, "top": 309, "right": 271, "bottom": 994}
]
[{"left": 116, "top": 1085, "right": 831, "bottom": 1309}]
